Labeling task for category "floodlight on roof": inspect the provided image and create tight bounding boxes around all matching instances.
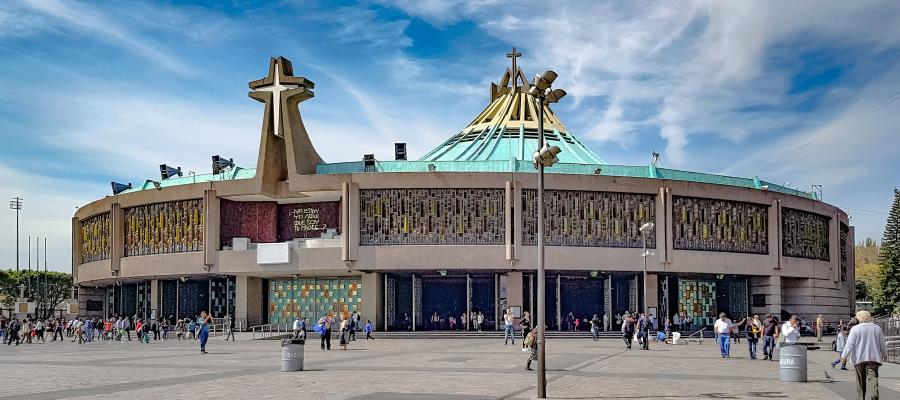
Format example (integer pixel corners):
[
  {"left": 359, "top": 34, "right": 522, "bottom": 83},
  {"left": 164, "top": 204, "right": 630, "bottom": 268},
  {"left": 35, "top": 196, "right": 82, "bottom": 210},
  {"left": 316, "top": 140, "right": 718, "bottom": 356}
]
[
  {"left": 159, "top": 164, "right": 183, "bottom": 180},
  {"left": 212, "top": 155, "right": 235, "bottom": 174},
  {"left": 111, "top": 182, "right": 132, "bottom": 195},
  {"left": 545, "top": 88, "right": 566, "bottom": 104}
]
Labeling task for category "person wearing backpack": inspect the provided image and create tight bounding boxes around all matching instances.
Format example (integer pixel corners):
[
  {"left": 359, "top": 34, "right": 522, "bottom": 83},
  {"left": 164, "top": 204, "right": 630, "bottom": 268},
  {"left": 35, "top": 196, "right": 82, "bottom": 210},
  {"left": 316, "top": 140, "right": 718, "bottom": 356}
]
[{"left": 621, "top": 313, "right": 636, "bottom": 349}]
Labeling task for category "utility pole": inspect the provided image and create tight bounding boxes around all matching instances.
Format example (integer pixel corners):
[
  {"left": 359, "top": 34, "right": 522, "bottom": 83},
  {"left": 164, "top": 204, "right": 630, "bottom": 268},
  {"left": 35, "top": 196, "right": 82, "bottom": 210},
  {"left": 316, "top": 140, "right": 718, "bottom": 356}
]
[{"left": 9, "top": 196, "right": 22, "bottom": 271}]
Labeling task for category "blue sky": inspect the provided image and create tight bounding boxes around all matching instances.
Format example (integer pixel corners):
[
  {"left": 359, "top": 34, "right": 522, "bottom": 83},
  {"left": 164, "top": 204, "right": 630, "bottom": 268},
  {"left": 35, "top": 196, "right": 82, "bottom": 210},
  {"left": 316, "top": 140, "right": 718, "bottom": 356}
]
[{"left": 1, "top": 0, "right": 899, "bottom": 271}]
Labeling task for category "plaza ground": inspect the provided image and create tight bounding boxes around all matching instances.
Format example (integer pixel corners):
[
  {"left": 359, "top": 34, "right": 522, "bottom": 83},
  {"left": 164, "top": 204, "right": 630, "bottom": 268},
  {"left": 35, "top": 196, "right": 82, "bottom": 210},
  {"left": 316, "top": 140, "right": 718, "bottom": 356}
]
[{"left": 1, "top": 335, "right": 898, "bottom": 399}]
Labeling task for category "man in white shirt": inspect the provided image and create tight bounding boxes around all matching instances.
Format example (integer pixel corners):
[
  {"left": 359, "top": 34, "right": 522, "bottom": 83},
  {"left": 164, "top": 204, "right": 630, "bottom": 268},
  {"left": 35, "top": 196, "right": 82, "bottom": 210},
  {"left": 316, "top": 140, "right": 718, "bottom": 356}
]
[
  {"left": 713, "top": 313, "right": 733, "bottom": 358},
  {"left": 840, "top": 310, "right": 887, "bottom": 400},
  {"left": 293, "top": 317, "right": 303, "bottom": 339},
  {"left": 781, "top": 315, "right": 801, "bottom": 344},
  {"left": 503, "top": 309, "right": 516, "bottom": 345}
]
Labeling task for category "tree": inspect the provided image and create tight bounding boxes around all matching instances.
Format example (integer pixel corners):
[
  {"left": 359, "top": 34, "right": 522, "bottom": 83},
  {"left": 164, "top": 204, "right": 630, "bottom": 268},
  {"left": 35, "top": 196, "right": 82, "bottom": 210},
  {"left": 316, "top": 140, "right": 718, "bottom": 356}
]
[
  {"left": 0, "top": 269, "right": 73, "bottom": 320},
  {"left": 855, "top": 238, "right": 881, "bottom": 301},
  {"left": 876, "top": 189, "right": 900, "bottom": 314}
]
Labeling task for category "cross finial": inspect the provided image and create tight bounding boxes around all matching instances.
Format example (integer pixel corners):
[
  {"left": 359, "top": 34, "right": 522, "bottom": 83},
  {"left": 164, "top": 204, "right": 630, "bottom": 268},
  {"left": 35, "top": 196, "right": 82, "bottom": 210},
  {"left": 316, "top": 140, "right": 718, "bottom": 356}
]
[{"left": 506, "top": 47, "right": 522, "bottom": 90}]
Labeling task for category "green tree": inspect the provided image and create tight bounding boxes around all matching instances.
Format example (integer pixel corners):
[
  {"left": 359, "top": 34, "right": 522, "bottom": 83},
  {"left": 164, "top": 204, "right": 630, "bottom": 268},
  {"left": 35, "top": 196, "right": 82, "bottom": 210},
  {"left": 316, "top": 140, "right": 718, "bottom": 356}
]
[
  {"left": 855, "top": 238, "right": 881, "bottom": 301},
  {"left": 0, "top": 269, "right": 73, "bottom": 319},
  {"left": 876, "top": 189, "right": 900, "bottom": 314}
]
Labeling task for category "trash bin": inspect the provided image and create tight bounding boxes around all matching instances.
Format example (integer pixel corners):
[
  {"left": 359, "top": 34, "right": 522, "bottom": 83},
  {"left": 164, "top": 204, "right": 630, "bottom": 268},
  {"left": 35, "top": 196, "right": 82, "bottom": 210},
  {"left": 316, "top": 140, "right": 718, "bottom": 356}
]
[
  {"left": 778, "top": 344, "right": 807, "bottom": 382},
  {"left": 281, "top": 338, "right": 305, "bottom": 372}
]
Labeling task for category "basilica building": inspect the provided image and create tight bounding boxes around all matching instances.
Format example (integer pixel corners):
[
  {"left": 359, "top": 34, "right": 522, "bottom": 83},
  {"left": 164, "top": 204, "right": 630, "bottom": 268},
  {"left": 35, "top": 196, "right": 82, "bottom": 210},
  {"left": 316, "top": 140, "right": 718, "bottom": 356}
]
[{"left": 73, "top": 54, "right": 854, "bottom": 332}]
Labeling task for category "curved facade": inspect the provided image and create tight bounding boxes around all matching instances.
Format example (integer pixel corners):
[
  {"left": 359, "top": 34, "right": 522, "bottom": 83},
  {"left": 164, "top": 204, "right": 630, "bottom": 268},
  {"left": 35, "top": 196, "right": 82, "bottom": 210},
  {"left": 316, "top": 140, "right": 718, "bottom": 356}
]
[{"left": 72, "top": 56, "right": 854, "bottom": 331}]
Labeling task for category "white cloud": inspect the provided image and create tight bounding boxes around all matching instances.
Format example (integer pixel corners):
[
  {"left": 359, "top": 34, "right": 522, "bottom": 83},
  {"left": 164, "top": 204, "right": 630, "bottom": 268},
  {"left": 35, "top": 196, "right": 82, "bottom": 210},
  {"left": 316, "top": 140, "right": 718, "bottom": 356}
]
[
  {"left": 19, "top": 0, "right": 193, "bottom": 75},
  {"left": 0, "top": 163, "right": 102, "bottom": 272}
]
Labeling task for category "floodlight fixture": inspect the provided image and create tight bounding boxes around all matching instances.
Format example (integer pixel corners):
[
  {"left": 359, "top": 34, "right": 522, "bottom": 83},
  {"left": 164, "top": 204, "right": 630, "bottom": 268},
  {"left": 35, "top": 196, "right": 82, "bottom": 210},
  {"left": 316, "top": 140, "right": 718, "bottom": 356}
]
[
  {"left": 545, "top": 88, "right": 567, "bottom": 104},
  {"left": 212, "top": 155, "right": 235, "bottom": 174},
  {"left": 159, "top": 164, "right": 183, "bottom": 180},
  {"left": 111, "top": 182, "right": 133, "bottom": 195},
  {"left": 640, "top": 222, "right": 655, "bottom": 233}
]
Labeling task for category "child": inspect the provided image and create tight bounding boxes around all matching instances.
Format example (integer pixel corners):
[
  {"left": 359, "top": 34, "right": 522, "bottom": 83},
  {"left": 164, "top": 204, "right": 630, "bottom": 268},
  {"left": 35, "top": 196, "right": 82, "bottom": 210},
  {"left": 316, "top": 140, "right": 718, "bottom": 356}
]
[
  {"left": 175, "top": 319, "right": 184, "bottom": 340},
  {"left": 830, "top": 326, "right": 849, "bottom": 370},
  {"left": 364, "top": 320, "right": 374, "bottom": 340}
]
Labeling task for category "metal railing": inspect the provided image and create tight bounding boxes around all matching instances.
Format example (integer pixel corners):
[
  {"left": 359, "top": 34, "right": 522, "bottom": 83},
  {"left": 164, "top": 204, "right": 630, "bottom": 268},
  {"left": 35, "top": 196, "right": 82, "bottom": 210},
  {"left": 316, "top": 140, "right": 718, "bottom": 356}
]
[
  {"left": 686, "top": 328, "right": 705, "bottom": 344},
  {"left": 886, "top": 335, "right": 899, "bottom": 364},
  {"left": 210, "top": 318, "right": 244, "bottom": 332},
  {"left": 250, "top": 323, "right": 291, "bottom": 340}
]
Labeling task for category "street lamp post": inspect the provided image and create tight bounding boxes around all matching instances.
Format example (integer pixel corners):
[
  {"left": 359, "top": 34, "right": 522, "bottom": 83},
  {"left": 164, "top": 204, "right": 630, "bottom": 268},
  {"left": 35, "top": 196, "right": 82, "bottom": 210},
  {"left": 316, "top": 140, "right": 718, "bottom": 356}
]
[
  {"left": 640, "top": 222, "right": 655, "bottom": 314},
  {"left": 9, "top": 196, "right": 22, "bottom": 272},
  {"left": 530, "top": 71, "right": 566, "bottom": 399}
]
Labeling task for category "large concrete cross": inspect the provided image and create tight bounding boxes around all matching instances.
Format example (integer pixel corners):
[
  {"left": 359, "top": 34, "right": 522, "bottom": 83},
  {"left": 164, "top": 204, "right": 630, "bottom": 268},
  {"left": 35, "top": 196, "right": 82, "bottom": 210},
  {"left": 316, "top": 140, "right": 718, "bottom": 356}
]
[{"left": 249, "top": 57, "right": 314, "bottom": 138}]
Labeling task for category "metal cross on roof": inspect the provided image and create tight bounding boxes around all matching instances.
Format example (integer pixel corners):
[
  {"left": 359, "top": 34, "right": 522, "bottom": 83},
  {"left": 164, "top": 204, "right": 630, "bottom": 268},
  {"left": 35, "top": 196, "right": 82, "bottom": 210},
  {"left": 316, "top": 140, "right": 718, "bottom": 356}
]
[{"left": 506, "top": 47, "right": 522, "bottom": 91}]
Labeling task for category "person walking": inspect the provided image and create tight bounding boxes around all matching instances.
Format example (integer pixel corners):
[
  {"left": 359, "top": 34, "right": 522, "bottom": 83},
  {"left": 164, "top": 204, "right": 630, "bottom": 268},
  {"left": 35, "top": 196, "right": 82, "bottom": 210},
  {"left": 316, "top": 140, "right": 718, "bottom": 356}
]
[
  {"left": 637, "top": 312, "right": 652, "bottom": 350},
  {"left": 6, "top": 318, "right": 20, "bottom": 345},
  {"left": 831, "top": 324, "right": 850, "bottom": 370},
  {"left": 460, "top": 312, "right": 468, "bottom": 331},
  {"left": 124, "top": 316, "right": 132, "bottom": 341},
  {"left": 840, "top": 310, "right": 887, "bottom": 400},
  {"left": 188, "top": 318, "right": 196, "bottom": 340},
  {"left": 714, "top": 313, "right": 733, "bottom": 358},
  {"left": 292, "top": 316, "right": 304, "bottom": 339},
  {"left": 621, "top": 313, "right": 635, "bottom": 350},
  {"left": 339, "top": 315, "right": 350, "bottom": 351},
  {"left": 197, "top": 311, "right": 212, "bottom": 354},
  {"left": 476, "top": 312, "right": 484, "bottom": 332},
  {"left": 737, "top": 315, "right": 761, "bottom": 359},
  {"left": 520, "top": 312, "right": 532, "bottom": 350},
  {"left": 524, "top": 327, "right": 539, "bottom": 371},
  {"left": 224, "top": 315, "right": 236, "bottom": 341},
  {"left": 503, "top": 308, "right": 515, "bottom": 345},
  {"left": 590, "top": 314, "right": 601, "bottom": 341},
  {"left": 318, "top": 313, "right": 333, "bottom": 350},
  {"left": 35, "top": 319, "right": 45, "bottom": 343},
  {"left": 761, "top": 314, "right": 778, "bottom": 360},
  {"left": 364, "top": 320, "right": 374, "bottom": 340}
]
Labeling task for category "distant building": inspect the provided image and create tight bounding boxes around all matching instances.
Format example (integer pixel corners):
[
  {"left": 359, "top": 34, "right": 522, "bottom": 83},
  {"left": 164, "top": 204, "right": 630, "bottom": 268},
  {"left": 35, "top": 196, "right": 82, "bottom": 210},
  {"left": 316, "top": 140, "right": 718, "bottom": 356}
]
[{"left": 73, "top": 54, "right": 854, "bottom": 330}]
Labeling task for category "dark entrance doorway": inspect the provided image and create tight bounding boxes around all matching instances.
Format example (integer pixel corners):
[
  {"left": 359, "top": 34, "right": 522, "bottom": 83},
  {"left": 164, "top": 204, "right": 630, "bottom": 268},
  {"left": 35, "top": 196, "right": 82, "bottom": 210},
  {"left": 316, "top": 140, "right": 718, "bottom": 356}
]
[
  {"left": 421, "top": 276, "right": 466, "bottom": 330},
  {"left": 559, "top": 275, "right": 604, "bottom": 332}
]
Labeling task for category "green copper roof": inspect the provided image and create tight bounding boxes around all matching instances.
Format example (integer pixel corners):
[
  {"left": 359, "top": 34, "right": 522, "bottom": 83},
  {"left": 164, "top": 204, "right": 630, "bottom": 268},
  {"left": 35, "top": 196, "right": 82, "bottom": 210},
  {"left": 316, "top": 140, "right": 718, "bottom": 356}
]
[
  {"left": 420, "top": 126, "right": 605, "bottom": 164},
  {"left": 315, "top": 160, "right": 818, "bottom": 200},
  {"left": 119, "top": 167, "right": 256, "bottom": 194}
]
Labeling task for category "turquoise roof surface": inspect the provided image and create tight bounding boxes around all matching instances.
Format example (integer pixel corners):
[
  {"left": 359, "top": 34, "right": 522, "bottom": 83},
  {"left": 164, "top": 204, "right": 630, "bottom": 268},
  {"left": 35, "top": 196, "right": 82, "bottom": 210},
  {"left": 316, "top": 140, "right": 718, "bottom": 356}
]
[
  {"left": 420, "top": 126, "right": 605, "bottom": 165},
  {"left": 119, "top": 167, "right": 256, "bottom": 194},
  {"left": 118, "top": 161, "right": 816, "bottom": 200}
]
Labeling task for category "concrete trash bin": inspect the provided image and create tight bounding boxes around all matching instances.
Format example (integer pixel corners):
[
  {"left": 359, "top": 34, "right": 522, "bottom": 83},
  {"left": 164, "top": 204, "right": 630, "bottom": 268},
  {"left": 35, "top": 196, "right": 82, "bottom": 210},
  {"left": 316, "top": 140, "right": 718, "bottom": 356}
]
[
  {"left": 281, "top": 338, "right": 305, "bottom": 372},
  {"left": 778, "top": 344, "right": 807, "bottom": 382}
]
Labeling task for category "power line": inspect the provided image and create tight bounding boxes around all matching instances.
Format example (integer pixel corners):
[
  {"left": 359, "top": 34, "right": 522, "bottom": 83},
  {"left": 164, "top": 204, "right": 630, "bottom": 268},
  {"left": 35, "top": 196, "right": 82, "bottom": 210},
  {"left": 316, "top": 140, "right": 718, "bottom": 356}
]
[{"left": 759, "top": 88, "right": 900, "bottom": 172}]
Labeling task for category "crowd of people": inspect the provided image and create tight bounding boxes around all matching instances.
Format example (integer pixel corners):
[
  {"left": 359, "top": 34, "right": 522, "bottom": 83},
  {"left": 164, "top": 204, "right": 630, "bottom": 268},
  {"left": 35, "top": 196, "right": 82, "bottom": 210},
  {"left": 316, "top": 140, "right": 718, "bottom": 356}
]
[{"left": 0, "top": 311, "right": 229, "bottom": 353}]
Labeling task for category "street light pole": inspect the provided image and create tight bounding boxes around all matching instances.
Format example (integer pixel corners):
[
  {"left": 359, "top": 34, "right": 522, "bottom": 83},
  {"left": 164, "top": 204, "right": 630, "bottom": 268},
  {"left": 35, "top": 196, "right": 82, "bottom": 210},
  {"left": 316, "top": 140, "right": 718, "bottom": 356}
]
[
  {"left": 10, "top": 196, "right": 23, "bottom": 272},
  {"left": 536, "top": 92, "right": 547, "bottom": 398},
  {"left": 530, "top": 70, "right": 565, "bottom": 400},
  {"left": 639, "top": 222, "right": 655, "bottom": 314}
]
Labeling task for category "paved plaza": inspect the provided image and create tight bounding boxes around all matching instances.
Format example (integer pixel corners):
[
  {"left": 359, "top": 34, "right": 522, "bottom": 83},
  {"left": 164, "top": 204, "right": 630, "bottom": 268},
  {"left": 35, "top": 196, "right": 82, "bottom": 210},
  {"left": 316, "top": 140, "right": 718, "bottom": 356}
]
[{"left": 1, "top": 335, "right": 898, "bottom": 399}]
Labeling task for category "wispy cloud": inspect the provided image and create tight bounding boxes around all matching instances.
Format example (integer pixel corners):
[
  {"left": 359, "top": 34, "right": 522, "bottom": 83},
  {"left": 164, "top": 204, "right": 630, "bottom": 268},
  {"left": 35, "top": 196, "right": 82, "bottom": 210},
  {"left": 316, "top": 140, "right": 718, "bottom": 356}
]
[{"left": 19, "top": 0, "right": 193, "bottom": 75}]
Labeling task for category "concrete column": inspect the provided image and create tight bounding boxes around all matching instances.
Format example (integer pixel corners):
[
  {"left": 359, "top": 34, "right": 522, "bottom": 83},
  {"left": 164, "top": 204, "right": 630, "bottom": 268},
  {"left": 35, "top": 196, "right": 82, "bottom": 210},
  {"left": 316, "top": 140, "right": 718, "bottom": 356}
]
[
  {"left": 342, "top": 181, "right": 360, "bottom": 262},
  {"left": 655, "top": 187, "right": 668, "bottom": 265},
  {"left": 203, "top": 189, "right": 220, "bottom": 267},
  {"left": 505, "top": 181, "right": 514, "bottom": 260},
  {"left": 829, "top": 212, "right": 840, "bottom": 283},
  {"left": 645, "top": 273, "right": 659, "bottom": 312},
  {"left": 770, "top": 200, "right": 782, "bottom": 269},
  {"left": 71, "top": 217, "right": 82, "bottom": 281},
  {"left": 361, "top": 272, "right": 382, "bottom": 330},
  {"left": 150, "top": 279, "right": 159, "bottom": 314},
  {"left": 506, "top": 271, "right": 523, "bottom": 312},
  {"left": 513, "top": 181, "right": 523, "bottom": 266},
  {"left": 768, "top": 275, "right": 782, "bottom": 316},
  {"left": 664, "top": 188, "right": 673, "bottom": 264},
  {"left": 235, "top": 275, "right": 248, "bottom": 325},
  {"left": 110, "top": 203, "right": 124, "bottom": 273}
]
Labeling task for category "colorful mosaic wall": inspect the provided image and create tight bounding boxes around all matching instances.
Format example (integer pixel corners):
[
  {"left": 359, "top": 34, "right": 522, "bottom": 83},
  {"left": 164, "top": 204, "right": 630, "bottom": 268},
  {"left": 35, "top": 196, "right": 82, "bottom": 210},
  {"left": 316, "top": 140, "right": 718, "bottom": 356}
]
[
  {"left": 782, "top": 208, "right": 830, "bottom": 261},
  {"left": 672, "top": 196, "right": 768, "bottom": 254},
  {"left": 360, "top": 189, "right": 504, "bottom": 245},
  {"left": 125, "top": 199, "right": 203, "bottom": 256},
  {"left": 81, "top": 212, "right": 111, "bottom": 263},
  {"left": 840, "top": 223, "right": 849, "bottom": 281},
  {"left": 268, "top": 277, "right": 362, "bottom": 325},
  {"left": 678, "top": 279, "right": 716, "bottom": 326},
  {"left": 277, "top": 201, "right": 340, "bottom": 241},
  {"left": 522, "top": 190, "right": 655, "bottom": 248}
]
